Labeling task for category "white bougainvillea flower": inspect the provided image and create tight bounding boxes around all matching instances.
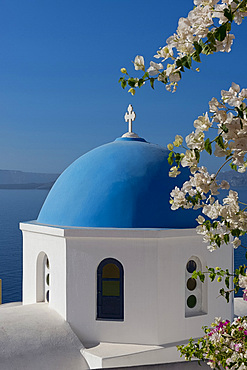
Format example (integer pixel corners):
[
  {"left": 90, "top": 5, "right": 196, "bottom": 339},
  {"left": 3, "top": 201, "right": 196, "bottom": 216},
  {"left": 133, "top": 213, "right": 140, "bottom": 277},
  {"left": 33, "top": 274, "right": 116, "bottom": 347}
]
[
  {"left": 133, "top": 55, "right": 145, "bottom": 71},
  {"left": 147, "top": 61, "right": 163, "bottom": 76},
  {"left": 154, "top": 45, "right": 174, "bottom": 61},
  {"left": 185, "top": 130, "right": 205, "bottom": 150},
  {"left": 232, "top": 237, "right": 241, "bottom": 249},
  {"left": 194, "top": 112, "right": 212, "bottom": 131},
  {"left": 169, "top": 166, "right": 181, "bottom": 177}
]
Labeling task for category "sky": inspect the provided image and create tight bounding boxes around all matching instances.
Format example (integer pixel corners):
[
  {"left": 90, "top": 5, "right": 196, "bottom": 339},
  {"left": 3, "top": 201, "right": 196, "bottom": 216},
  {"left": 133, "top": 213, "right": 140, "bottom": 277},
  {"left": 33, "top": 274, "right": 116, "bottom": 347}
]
[{"left": 1, "top": 0, "right": 247, "bottom": 174}]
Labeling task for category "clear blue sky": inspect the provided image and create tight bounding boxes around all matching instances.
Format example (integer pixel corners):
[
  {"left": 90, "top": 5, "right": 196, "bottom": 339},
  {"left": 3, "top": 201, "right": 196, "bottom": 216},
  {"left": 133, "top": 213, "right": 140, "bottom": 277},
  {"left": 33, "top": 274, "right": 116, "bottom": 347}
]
[{"left": 1, "top": 0, "right": 247, "bottom": 174}]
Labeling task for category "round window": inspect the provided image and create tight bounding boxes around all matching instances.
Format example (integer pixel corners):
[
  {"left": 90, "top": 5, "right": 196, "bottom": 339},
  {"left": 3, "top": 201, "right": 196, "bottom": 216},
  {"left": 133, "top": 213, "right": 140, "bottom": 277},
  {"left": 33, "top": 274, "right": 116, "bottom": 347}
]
[
  {"left": 187, "top": 295, "right": 197, "bottom": 308},
  {"left": 186, "top": 260, "right": 197, "bottom": 273},
  {"left": 187, "top": 277, "right": 197, "bottom": 291}
]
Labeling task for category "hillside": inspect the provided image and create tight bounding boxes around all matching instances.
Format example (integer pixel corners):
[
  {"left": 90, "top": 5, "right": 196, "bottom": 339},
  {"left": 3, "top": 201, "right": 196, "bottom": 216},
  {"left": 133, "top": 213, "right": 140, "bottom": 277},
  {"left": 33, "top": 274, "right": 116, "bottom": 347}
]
[
  {"left": 0, "top": 170, "right": 59, "bottom": 189},
  {"left": 217, "top": 170, "right": 247, "bottom": 187}
]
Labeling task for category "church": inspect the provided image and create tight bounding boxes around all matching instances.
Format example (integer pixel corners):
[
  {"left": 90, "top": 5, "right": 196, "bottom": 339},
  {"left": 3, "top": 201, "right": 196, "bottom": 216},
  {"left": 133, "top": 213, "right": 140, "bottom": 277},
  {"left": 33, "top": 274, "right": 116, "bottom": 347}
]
[{"left": 0, "top": 106, "right": 237, "bottom": 369}]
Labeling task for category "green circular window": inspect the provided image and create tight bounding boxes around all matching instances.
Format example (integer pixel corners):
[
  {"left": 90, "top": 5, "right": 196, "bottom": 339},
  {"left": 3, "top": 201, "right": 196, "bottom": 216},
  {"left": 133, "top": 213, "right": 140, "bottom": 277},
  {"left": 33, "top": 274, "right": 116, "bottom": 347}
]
[
  {"left": 187, "top": 295, "right": 197, "bottom": 308},
  {"left": 186, "top": 260, "right": 197, "bottom": 273},
  {"left": 187, "top": 278, "right": 196, "bottom": 291}
]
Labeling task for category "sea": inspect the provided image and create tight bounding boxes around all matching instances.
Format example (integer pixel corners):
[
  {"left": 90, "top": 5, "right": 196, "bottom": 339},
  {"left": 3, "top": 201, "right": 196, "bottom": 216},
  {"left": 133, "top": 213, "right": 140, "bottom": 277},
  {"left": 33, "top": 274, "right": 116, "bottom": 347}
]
[{"left": 0, "top": 187, "right": 247, "bottom": 304}]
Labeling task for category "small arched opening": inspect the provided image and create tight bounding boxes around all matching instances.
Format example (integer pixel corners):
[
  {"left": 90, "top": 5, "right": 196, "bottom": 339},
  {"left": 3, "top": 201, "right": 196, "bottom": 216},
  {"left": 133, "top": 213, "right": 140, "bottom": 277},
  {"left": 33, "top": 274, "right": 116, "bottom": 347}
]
[
  {"left": 36, "top": 252, "right": 50, "bottom": 303},
  {"left": 185, "top": 256, "right": 206, "bottom": 317}
]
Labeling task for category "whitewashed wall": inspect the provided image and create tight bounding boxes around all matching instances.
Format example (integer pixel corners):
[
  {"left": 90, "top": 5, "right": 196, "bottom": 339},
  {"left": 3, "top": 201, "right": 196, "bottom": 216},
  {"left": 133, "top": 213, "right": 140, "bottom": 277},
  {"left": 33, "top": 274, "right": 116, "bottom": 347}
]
[{"left": 20, "top": 223, "right": 233, "bottom": 348}]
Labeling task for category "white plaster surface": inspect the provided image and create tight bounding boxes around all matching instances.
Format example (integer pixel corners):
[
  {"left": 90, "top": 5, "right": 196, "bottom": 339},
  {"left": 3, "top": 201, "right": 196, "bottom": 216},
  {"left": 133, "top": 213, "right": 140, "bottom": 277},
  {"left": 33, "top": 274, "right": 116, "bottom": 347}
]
[
  {"left": 0, "top": 303, "right": 89, "bottom": 370},
  {"left": 82, "top": 342, "right": 182, "bottom": 369},
  {"left": 234, "top": 297, "right": 247, "bottom": 317},
  {"left": 20, "top": 222, "right": 233, "bottom": 348}
]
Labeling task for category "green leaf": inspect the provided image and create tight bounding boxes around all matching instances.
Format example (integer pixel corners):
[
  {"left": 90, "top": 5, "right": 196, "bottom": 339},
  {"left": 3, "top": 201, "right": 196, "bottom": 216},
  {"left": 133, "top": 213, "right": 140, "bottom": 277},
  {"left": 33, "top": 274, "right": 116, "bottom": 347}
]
[
  {"left": 193, "top": 41, "right": 203, "bottom": 55},
  {"left": 221, "top": 123, "right": 228, "bottom": 133},
  {"left": 192, "top": 52, "right": 201, "bottom": 63},
  {"left": 215, "top": 234, "right": 221, "bottom": 247},
  {"left": 215, "top": 135, "right": 224, "bottom": 149},
  {"left": 168, "top": 152, "right": 174, "bottom": 166},
  {"left": 138, "top": 79, "right": 144, "bottom": 88},
  {"left": 209, "top": 272, "right": 216, "bottom": 281},
  {"left": 204, "top": 138, "right": 212, "bottom": 155},
  {"left": 224, "top": 8, "right": 233, "bottom": 22},
  {"left": 194, "top": 148, "right": 200, "bottom": 161},
  {"left": 198, "top": 272, "right": 205, "bottom": 283},
  {"left": 219, "top": 288, "right": 225, "bottom": 296},
  {"left": 143, "top": 72, "right": 149, "bottom": 79},
  {"left": 150, "top": 78, "right": 155, "bottom": 89},
  {"left": 231, "top": 229, "right": 241, "bottom": 237},
  {"left": 225, "top": 291, "right": 230, "bottom": 303},
  {"left": 121, "top": 79, "right": 127, "bottom": 89},
  {"left": 224, "top": 234, "right": 230, "bottom": 244},
  {"left": 207, "top": 32, "right": 216, "bottom": 45},
  {"left": 128, "top": 78, "right": 136, "bottom": 88},
  {"left": 225, "top": 276, "right": 230, "bottom": 289},
  {"left": 176, "top": 59, "right": 185, "bottom": 72},
  {"left": 236, "top": 106, "right": 244, "bottom": 119},
  {"left": 212, "top": 221, "right": 218, "bottom": 229},
  {"left": 230, "top": 163, "right": 237, "bottom": 171},
  {"left": 215, "top": 24, "right": 227, "bottom": 42},
  {"left": 202, "top": 44, "right": 215, "bottom": 55}
]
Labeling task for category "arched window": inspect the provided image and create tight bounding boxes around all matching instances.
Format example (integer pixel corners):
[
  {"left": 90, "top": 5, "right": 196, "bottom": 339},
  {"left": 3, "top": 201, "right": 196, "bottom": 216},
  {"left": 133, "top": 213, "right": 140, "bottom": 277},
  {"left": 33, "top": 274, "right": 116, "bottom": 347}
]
[
  {"left": 97, "top": 258, "right": 124, "bottom": 320},
  {"left": 36, "top": 252, "right": 50, "bottom": 303},
  {"left": 185, "top": 256, "right": 206, "bottom": 317}
]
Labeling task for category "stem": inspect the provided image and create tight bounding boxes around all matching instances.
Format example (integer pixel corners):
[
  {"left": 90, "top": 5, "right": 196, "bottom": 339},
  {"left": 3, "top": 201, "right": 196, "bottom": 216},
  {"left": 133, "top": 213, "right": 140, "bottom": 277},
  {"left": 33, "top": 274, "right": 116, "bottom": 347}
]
[{"left": 214, "top": 157, "right": 232, "bottom": 178}]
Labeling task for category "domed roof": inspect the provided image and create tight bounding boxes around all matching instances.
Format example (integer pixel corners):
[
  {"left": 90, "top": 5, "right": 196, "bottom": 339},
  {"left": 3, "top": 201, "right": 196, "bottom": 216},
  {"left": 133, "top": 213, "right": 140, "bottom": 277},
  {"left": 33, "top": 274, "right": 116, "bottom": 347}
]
[{"left": 37, "top": 136, "right": 197, "bottom": 228}]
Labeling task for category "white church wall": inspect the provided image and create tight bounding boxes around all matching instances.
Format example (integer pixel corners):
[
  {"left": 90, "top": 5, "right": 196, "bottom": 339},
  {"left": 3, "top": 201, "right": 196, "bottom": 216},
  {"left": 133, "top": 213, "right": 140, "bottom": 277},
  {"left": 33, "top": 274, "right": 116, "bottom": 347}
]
[
  {"left": 21, "top": 223, "right": 67, "bottom": 319},
  {"left": 156, "top": 230, "right": 233, "bottom": 345},
  {"left": 66, "top": 233, "right": 160, "bottom": 346},
  {"left": 64, "top": 228, "right": 233, "bottom": 347},
  {"left": 20, "top": 224, "right": 233, "bottom": 351}
]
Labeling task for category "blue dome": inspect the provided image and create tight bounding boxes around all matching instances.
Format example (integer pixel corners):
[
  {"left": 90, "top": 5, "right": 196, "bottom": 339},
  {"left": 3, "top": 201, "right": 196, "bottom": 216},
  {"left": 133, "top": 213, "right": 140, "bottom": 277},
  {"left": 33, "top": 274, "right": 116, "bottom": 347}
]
[{"left": 37, "top": 137, "right": 197, "bottom": 228}]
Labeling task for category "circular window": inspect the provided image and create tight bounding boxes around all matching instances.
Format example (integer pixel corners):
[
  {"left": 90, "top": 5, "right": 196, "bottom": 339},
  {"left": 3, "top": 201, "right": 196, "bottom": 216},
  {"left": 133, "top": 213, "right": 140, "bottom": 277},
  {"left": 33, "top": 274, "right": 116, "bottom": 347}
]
[
  {"left": 187, "top": 295, "right": 197, "bottom": 308},
  {"left": 187, "top": 277, "right": 197, "bottom": 291},
  {"left": 46, "top": 274, "right": 50, "bottom": 286},
  {"left": 186, "top": 260, "right": 197, "bottom": 273}
]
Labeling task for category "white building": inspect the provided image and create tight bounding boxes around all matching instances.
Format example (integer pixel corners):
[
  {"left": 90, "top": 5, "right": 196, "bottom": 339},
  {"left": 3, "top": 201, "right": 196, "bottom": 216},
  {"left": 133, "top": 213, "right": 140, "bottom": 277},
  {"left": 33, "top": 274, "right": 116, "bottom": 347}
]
[{"left": 0, "top": 107, "right": 237, "bottom": 369}]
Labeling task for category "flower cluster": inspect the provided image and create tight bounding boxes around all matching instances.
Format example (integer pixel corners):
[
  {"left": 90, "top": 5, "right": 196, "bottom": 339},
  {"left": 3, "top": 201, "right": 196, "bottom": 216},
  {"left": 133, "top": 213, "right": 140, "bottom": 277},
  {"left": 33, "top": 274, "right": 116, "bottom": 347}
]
[
  {"left": 119, "top": 0, "right": 247, "bottom": 94},
  {"left": 168, "top": 83, "right": 247, "bottom": 252},
  {"left": 178, "top": 316, "right": 247, "bottom": 369}
]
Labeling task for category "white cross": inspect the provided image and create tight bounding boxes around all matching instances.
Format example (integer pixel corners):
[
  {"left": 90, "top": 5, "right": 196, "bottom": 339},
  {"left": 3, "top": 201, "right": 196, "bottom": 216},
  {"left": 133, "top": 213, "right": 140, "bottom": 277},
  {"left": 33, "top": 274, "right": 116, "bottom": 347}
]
[{"left": 124, "top": 104, "right": 136, "bottom": 133}]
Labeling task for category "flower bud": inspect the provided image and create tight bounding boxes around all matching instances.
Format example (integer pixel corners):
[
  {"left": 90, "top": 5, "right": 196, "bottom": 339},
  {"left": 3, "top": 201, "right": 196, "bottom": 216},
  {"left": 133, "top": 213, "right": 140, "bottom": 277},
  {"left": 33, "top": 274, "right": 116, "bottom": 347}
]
[
  {"left": 217, "top": 277, "right": 222, "bottom": 282},
  {"left": 121, "top": 68, "right": 127, "bottom": 74},
  {"left": 167, "top": 143, "right": 174, "bottom": 151},
  {"left": 173, "top": 135, "right": 183, "bottom": 147}
]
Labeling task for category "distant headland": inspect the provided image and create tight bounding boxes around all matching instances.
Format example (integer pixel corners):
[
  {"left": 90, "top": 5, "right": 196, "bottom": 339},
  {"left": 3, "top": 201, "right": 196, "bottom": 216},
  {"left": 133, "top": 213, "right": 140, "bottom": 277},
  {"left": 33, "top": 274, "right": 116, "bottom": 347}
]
[
  {"left": 0, "top": 170, "right": 59, "bottom": 190},
  {"left": 0, "top": 168, "right": 246, "bottom": 190}
]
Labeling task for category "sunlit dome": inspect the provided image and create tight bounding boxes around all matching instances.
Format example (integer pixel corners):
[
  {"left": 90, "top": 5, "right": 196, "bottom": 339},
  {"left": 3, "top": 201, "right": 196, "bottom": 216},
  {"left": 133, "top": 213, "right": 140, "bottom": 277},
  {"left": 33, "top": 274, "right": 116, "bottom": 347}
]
[{"left": 37, "top": 136, "right": 197, "bottom": 228}]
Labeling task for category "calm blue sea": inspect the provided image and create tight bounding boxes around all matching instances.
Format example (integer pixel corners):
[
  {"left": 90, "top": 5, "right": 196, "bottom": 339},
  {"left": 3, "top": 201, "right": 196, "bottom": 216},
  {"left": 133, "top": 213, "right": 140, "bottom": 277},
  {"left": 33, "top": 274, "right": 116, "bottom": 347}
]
[
  {"left": 0, "top": 186, "right": 246, "bottom": 303},
  {"left": 0, "top": 189, "right": 48, "bottom": 303}
]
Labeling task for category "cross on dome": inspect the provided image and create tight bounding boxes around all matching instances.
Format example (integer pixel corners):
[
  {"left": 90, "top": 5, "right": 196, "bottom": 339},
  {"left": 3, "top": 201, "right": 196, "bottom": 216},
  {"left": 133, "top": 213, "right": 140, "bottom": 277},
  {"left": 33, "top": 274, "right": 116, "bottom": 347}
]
[{"left": 124, "top": 104, "right": 136, "bottom": 134}]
